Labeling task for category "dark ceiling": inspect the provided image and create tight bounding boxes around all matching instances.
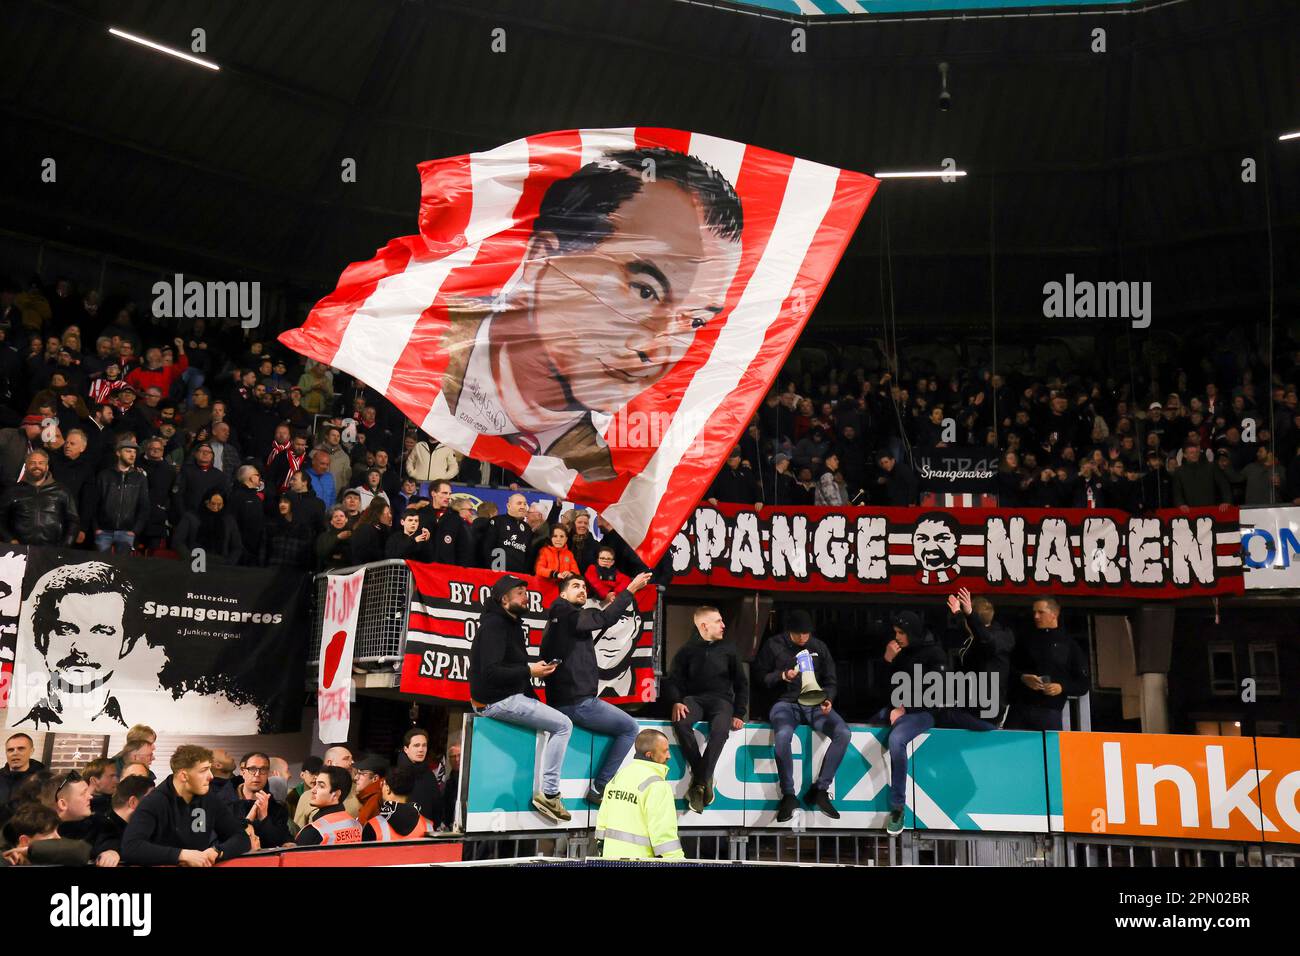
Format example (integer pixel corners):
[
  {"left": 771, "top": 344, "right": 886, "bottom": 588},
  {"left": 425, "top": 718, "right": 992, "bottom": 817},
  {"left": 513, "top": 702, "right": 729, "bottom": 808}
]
[{"left": 1, "top": 0, "right": 1297, "bottom": 340}]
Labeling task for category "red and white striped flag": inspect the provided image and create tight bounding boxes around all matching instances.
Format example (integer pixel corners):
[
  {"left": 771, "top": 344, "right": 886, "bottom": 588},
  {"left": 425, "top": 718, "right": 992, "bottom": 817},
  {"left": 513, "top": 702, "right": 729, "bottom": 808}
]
[{"left": 280, "top": 128, "right": 877, "bottom": 565}]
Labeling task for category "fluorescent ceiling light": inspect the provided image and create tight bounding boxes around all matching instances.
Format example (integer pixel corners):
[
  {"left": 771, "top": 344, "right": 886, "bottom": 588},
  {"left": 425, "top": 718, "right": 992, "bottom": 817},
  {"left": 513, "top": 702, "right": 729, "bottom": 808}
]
[
  {"left": 109, "top": 27, "right": 220, "bottom": 71},
  {"left": 873, "top": 169, "right": 967, "bottom": 179},
  {"left": 1280, "top": 131, "right": 1300, "bottom": 141}
]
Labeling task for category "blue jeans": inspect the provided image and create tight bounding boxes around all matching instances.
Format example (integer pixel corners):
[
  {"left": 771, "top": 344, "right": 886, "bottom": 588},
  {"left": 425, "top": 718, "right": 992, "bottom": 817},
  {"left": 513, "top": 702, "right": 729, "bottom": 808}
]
[
  {"left": 479, "top": 694, "right": 572, "bottom": 796},
  {"left": 558, "top": 697, "right": 638, "bottom": 793},
  {"left": 95, "top": 530, "right": 135, "bottom": 554},
  {"left": 936, "top": 708, "right": 1000, "bottom": 732},
  {"left": 770, "top": 700, "right": 851, "bottom": 796},
  {"left": 872, "top": 707, "right": 936, "bottom": 810}
]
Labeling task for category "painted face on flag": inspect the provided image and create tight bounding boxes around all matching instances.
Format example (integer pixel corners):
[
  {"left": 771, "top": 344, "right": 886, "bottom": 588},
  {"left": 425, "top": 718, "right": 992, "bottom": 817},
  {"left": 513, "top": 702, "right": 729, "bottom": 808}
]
[
  {"left": 523, "top": 179, "right": 743, "bottom": 415},
  {"left": 912, "top": 515, "right": 960, "bottom": 573}
]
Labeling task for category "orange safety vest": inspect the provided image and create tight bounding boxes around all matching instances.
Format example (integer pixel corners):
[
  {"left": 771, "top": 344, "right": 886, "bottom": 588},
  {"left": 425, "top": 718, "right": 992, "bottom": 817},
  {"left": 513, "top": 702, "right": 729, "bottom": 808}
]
[
  {"left": 308, "top": 810, "right": 363, "bottom": 845},
  {"left": 366, "top": 813, "right": 436, "bottom": 842}
]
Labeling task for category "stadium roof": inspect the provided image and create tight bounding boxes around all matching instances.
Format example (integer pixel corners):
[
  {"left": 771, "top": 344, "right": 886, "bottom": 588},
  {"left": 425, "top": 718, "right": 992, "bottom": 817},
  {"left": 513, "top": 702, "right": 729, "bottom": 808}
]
[{"left": 1, "top": 0, "right": 1296, "bottom": 332}]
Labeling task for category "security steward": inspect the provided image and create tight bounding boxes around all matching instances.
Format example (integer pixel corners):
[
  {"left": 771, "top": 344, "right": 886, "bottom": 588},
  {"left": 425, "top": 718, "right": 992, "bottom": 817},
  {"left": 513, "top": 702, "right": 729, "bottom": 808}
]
[
  {"left": 294, "top": 766, "right": 362, "bottom": 846},
  {"left": 363, "top": 765, "right": 437, "bottom": 842},
  {"left": 595, "top": 729, "right": 684, "bottom": 861}
]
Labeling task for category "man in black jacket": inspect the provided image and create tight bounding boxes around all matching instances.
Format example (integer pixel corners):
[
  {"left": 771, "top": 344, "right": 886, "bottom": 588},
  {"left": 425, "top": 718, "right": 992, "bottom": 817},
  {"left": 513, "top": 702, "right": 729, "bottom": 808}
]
[
  {"left": 540, "top": 570, "right": 653, "bottom": 805},
  {"left": 421, "top": 480, "right": 473, "bottom": 566},
  {"left": 876, "top": 451, "right": 918, "bottom": 506},
  {"left": 395, "top": 728, "right": 442, "bottom": 824},
  {"left": 467, "top": 575, "right": 571, "bottom": 824},
  {"left": 1007, "top": 597, "right": 1090, "bottom": 731},
  {"left": 945, "top": 587, "right": 1014, "bottom": 727},
  {"left": 664, "top": 605, "right": 749, "bottom": 813},
  {"left": 484, "top": 493, "right": 533, "bottom": 572},
  {"left": 0, "top": 449, "right": 78, "bottom": 546},
  {"left": 752, "top": 609, "right": 850, "bottom": 822},
  {"left": 873, "top": 611, "right": 949, "bottom": 835},
  {"left": 706, "top": 448, "right": 762, "bottom": 510},
  {"left": 386, "top": 508, "right": 434, "bottom": 561},
  {"left": 121, "top": 744, "right": 251, "bottom": 866},
  {"left": 0, "top": 733, "right": 43, "bottom": 827},
  {"left": 93, "top": 436, "right": 150, "bottom": 554},
  {"left": 233, "top": 751, "right": 292, "bottom": 849},
  {"left": 86, "top": 773, "right": 154, "bottom": 867}
]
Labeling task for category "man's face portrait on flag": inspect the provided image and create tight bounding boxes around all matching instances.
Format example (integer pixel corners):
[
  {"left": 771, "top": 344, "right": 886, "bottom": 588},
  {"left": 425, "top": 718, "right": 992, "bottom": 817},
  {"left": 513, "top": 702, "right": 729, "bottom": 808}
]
[
  {"left": 440, "top": 148, "right": 743, "bottom": 475},
  {"left": 516, "top": 157, "right": 743, "bottom": 415}
]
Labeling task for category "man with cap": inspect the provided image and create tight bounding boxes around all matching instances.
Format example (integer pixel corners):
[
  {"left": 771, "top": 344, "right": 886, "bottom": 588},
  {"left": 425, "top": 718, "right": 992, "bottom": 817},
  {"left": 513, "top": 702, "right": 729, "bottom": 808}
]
[
  {"left": 93, "top": 434, "right": 150, "bottom": 554},
  {"left": 765, "top": 450, "right": 800, "bottom": 506},
  {"left": 872, "top": 610, "right": 950, "bottom": 835},
  {"left": 352, "top": 755, "right": 388, "bottom": 826},
  {"left": 0, "top": 413, "right": 48, "bottom": 487},
  {"left": 706, "top": 447, "right": 762, "bottom": 510},
  {"left": 468, "top": 575, "right": 571, "bottom": 824},
  {"left": 752, "top": 609, "right": 850, "bottom": 822},
  {"left": 175, "top": 441, "right": 230, "bottom": 517}
]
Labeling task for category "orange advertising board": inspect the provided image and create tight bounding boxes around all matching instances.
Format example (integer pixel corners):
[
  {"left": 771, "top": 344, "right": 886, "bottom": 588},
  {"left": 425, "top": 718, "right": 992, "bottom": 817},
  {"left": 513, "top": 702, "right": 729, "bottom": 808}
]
[{"left": 1059, "top": 732, "right": 1300, "bottom": 843}]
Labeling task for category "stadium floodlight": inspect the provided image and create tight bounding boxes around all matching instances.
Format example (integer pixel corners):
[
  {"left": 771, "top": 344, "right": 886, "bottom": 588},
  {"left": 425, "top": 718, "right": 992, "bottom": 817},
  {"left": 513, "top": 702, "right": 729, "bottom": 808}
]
[
  {"left": 108, "top": 27, "right": 221, "bottom": 71},
  {"left": 1280, "top": 131, "right": 1300, "bottom": 142},
  {"left": 872, "top": 169, "right": 968, "bottom": 179}
]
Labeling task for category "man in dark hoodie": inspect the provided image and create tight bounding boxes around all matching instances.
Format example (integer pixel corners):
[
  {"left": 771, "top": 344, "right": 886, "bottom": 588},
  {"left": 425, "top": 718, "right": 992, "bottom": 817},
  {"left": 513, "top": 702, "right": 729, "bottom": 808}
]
[
  {"left": 86, "top": 773, "right": 155, "bottom": 867},
  {"left": 540, "top": 569, "right": 654, "bottom": 805},
  {"left": 1007, "top": 597, "right": 1090, "bottom": 731},
  {"left": 945, "top": 587, "right": 1015, "bottom": 727},
  {"left": 467, "top": 575, "right": 571, "bottom": 825},
  {"left": 752, "top": 609, "right": 850, "bottom": 822},
  {"left": 1, "top": 733, "right": 44, "bottom": 827},
  {"left": 121, "top": 744, "right": 251, "bottom": 866},
  {"left": 873, "top": 610, "right": 948, "bottom": 835},
  {"left": 664, "top": 605, "right": 749, "bottom": 814}
]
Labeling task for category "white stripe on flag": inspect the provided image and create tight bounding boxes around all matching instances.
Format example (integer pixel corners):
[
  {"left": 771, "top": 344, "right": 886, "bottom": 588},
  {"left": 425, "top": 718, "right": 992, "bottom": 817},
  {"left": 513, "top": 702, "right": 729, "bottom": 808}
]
[
  {"left": 686, "top": 133, "right": 747, "bottom": 193},
  {"left": 605, "top": 155, "right": 841, "bottom": 547},
  {"left": 579, "top": 127, "right": 638, "bottom": 166},
  {"left": 332, "top": 139, "right": 530, "bottom": 394}
]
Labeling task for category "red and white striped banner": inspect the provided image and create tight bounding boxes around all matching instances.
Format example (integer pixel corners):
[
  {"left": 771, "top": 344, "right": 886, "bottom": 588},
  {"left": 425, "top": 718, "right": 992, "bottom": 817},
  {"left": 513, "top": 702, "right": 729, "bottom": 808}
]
[{"left": 280, "top": 128, "right": 876, "bottom": 565}]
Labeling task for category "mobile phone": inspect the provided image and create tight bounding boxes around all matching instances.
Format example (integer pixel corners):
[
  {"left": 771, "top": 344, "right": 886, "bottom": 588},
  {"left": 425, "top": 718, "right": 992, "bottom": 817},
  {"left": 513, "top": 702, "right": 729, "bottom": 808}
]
[
  {"left": 1038, "top": 674, "right": 1052, "bottom": 688},
  {"left": 547, "top": 658, "right": 563, "bottom": 666}
]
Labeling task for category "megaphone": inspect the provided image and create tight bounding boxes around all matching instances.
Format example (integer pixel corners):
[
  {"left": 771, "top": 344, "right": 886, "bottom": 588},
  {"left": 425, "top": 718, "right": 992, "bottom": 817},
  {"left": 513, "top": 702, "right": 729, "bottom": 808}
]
[{"left": 795, "top": 649, "right": 827, "bottom": 707}]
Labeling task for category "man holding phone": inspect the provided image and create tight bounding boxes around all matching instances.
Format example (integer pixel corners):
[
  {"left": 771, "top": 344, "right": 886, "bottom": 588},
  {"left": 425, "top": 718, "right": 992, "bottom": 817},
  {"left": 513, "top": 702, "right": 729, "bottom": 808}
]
[
  {"left": 1006, "top": 598, "right": 1090, "bottom": 730},
  {"left": 468, "top": 575, "right": 573, "bottom": 824},
  {"left": 540, "top": 570, "right": 654, "bottom": 805}
]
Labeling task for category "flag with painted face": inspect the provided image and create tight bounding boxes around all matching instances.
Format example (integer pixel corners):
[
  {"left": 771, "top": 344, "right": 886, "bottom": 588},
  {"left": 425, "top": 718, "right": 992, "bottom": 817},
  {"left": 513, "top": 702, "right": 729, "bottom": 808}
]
[{"left": 280, "top": 128, "right": 877, "bottom": 565}]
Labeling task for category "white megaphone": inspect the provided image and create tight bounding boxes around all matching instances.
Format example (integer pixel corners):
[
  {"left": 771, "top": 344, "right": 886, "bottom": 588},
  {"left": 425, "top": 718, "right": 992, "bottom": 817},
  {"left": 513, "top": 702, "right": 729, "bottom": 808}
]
[{"left": 795, "top": 649, "right": 827, "bottom": 707}]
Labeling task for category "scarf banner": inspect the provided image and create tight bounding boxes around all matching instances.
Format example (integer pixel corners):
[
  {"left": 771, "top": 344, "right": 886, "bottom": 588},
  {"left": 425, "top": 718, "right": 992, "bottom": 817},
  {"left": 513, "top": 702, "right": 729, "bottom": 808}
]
[
  {"left": 4, "top": 549, "right": 308, "bottom": 734},
  {"left": 0, "top": 545, "right": 27, "bottom": 711},
  {"left": 279, "top": 128, "right": 877, "bottom": 570},
  {"left": 400, "top": 561, "right": 656, "bottom": 705},
  {"left": 668, "top": 504, "right": 1244, "bottom": 597},
  {"left": 318, "top": 567, "right": 366, "bottom": 744}
]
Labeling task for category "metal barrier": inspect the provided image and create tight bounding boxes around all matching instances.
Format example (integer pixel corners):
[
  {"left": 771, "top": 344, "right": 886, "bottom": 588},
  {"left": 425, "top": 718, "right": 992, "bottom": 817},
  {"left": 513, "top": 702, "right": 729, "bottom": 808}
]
[
  {"left": 448, "top": 830, "right": 1291, "bottom": 867},
  {"left": 308, "top": 560, "right": 411, "bottom": 667}
]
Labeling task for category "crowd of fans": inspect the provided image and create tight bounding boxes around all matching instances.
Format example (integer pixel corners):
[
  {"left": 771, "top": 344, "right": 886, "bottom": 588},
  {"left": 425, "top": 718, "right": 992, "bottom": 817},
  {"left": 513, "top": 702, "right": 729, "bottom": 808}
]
[
  {"left": 4, "top": 275, "right": 1297, "bottom": 583},
  {"left": 0, "top": 724, "right": 461, "bottom": 866}
]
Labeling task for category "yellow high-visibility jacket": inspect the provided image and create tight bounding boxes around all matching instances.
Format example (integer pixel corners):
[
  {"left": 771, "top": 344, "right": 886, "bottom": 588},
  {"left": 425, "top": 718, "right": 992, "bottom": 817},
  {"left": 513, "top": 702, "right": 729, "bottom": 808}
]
[{"left": 595, "top": 759, "right": 684, "bottom": 860}]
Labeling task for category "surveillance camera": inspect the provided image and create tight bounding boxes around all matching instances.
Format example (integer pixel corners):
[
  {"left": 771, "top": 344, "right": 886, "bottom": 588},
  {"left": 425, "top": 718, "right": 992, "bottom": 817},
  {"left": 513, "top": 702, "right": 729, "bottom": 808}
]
[{"left": 938, "top": 90, "right": 951, "bottom": 111}]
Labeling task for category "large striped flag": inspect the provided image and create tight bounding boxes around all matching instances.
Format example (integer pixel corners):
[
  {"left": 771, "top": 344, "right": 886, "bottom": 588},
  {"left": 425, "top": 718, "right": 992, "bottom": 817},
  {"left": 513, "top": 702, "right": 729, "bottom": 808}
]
[{"left": 280, "top": 128, "right": 877, "bottom": 565}]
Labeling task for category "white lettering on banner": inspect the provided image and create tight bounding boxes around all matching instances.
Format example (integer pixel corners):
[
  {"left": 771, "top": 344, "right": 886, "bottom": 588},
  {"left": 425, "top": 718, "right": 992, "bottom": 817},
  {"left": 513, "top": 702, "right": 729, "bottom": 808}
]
[
  {"left": 1204, "top": 746, "right": 1274, "bottom": 832},
  {"left": 670, "top": 506, "right": 1238, "bottom": 593}
]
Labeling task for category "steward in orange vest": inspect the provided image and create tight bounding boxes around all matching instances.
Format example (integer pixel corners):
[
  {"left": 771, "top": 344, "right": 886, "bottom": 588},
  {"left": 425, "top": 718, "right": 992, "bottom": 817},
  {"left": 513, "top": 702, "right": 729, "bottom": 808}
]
[
  {"left": 295, "top": 766, "right": 363, "bottom": 846},
  {"left": 363, "top": 764, "right": 438, "bottom": 842}
]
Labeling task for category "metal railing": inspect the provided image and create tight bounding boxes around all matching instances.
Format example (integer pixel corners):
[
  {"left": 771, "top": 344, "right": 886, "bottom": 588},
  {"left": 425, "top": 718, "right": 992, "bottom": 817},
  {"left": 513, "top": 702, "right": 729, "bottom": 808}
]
[{"left": 308, "top": 559, "right": 411, "bottom": 666}]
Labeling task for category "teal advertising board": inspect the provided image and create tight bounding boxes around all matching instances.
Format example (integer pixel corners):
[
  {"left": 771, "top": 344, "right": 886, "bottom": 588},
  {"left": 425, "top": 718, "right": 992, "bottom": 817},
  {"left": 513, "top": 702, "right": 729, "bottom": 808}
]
[{"left": 463, "top": 715, "right": 1061, "bottom": 833}]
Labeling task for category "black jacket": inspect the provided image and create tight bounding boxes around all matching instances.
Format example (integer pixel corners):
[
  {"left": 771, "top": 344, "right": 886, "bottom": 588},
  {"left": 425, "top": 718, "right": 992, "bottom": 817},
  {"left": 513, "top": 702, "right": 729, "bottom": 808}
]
[
  {"left": 396, "top": 753, "right": 443, "bottom": 823},
  {"left": 0, "top": 479, "right": 78, "bottom": 545},
  {"left": 428, "top": 508, "right": 473, "bottom": 566},
  {"left": 951, "top": 612, "right": 1015, "bottom": 717},
  {"left": 708, "top": 464, "right": 759, "bottom": 505},
  {"left": 94, "top": 466, "right": 150, "bottom": 534},
  {"left": 484, "top": 514, "right": 532, "bottom": 573},
  {"left": 174, "top": 462, "right": 229, "bottom": 518},
  {"left": 385, "top": 529, "right": 433, "bottom": 562},
  {"left": 1010, "top": 627, "right": 1090, "bottom": 713},
  {"left": 468, "top": 600, "right": 534, "bottom": 705},
  {"left": 880, "top": 462, "right": 919, "bottom": 507},
  {"left": 348, "top": 520, "right": 389, "bottom": 564},
  {"left": 0, "top": 758, "right": 45, "bottom": 825},
  {"left": 540, "top": 589, "right": 637, "bottom": 707},
  {"left": 753, "top": 632, "right": 838, "bottom": 707},
  {"left": 880, "top": 628, "right": 948, "bottom": 715},
  {"left": 663, "top": 635, "right": 749, "bottom": 718},
  {"left": 228, "top": 485, "right": 266, "bottom": 563},
  {"left": 121, "top": 774, "right": 251, "bottom": 865},
  {"left": 233, "top": 790, "right": 292, "bottom": 848},
  {"left": 139, "top": 457, "right": 178, "bottom": 538}
]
